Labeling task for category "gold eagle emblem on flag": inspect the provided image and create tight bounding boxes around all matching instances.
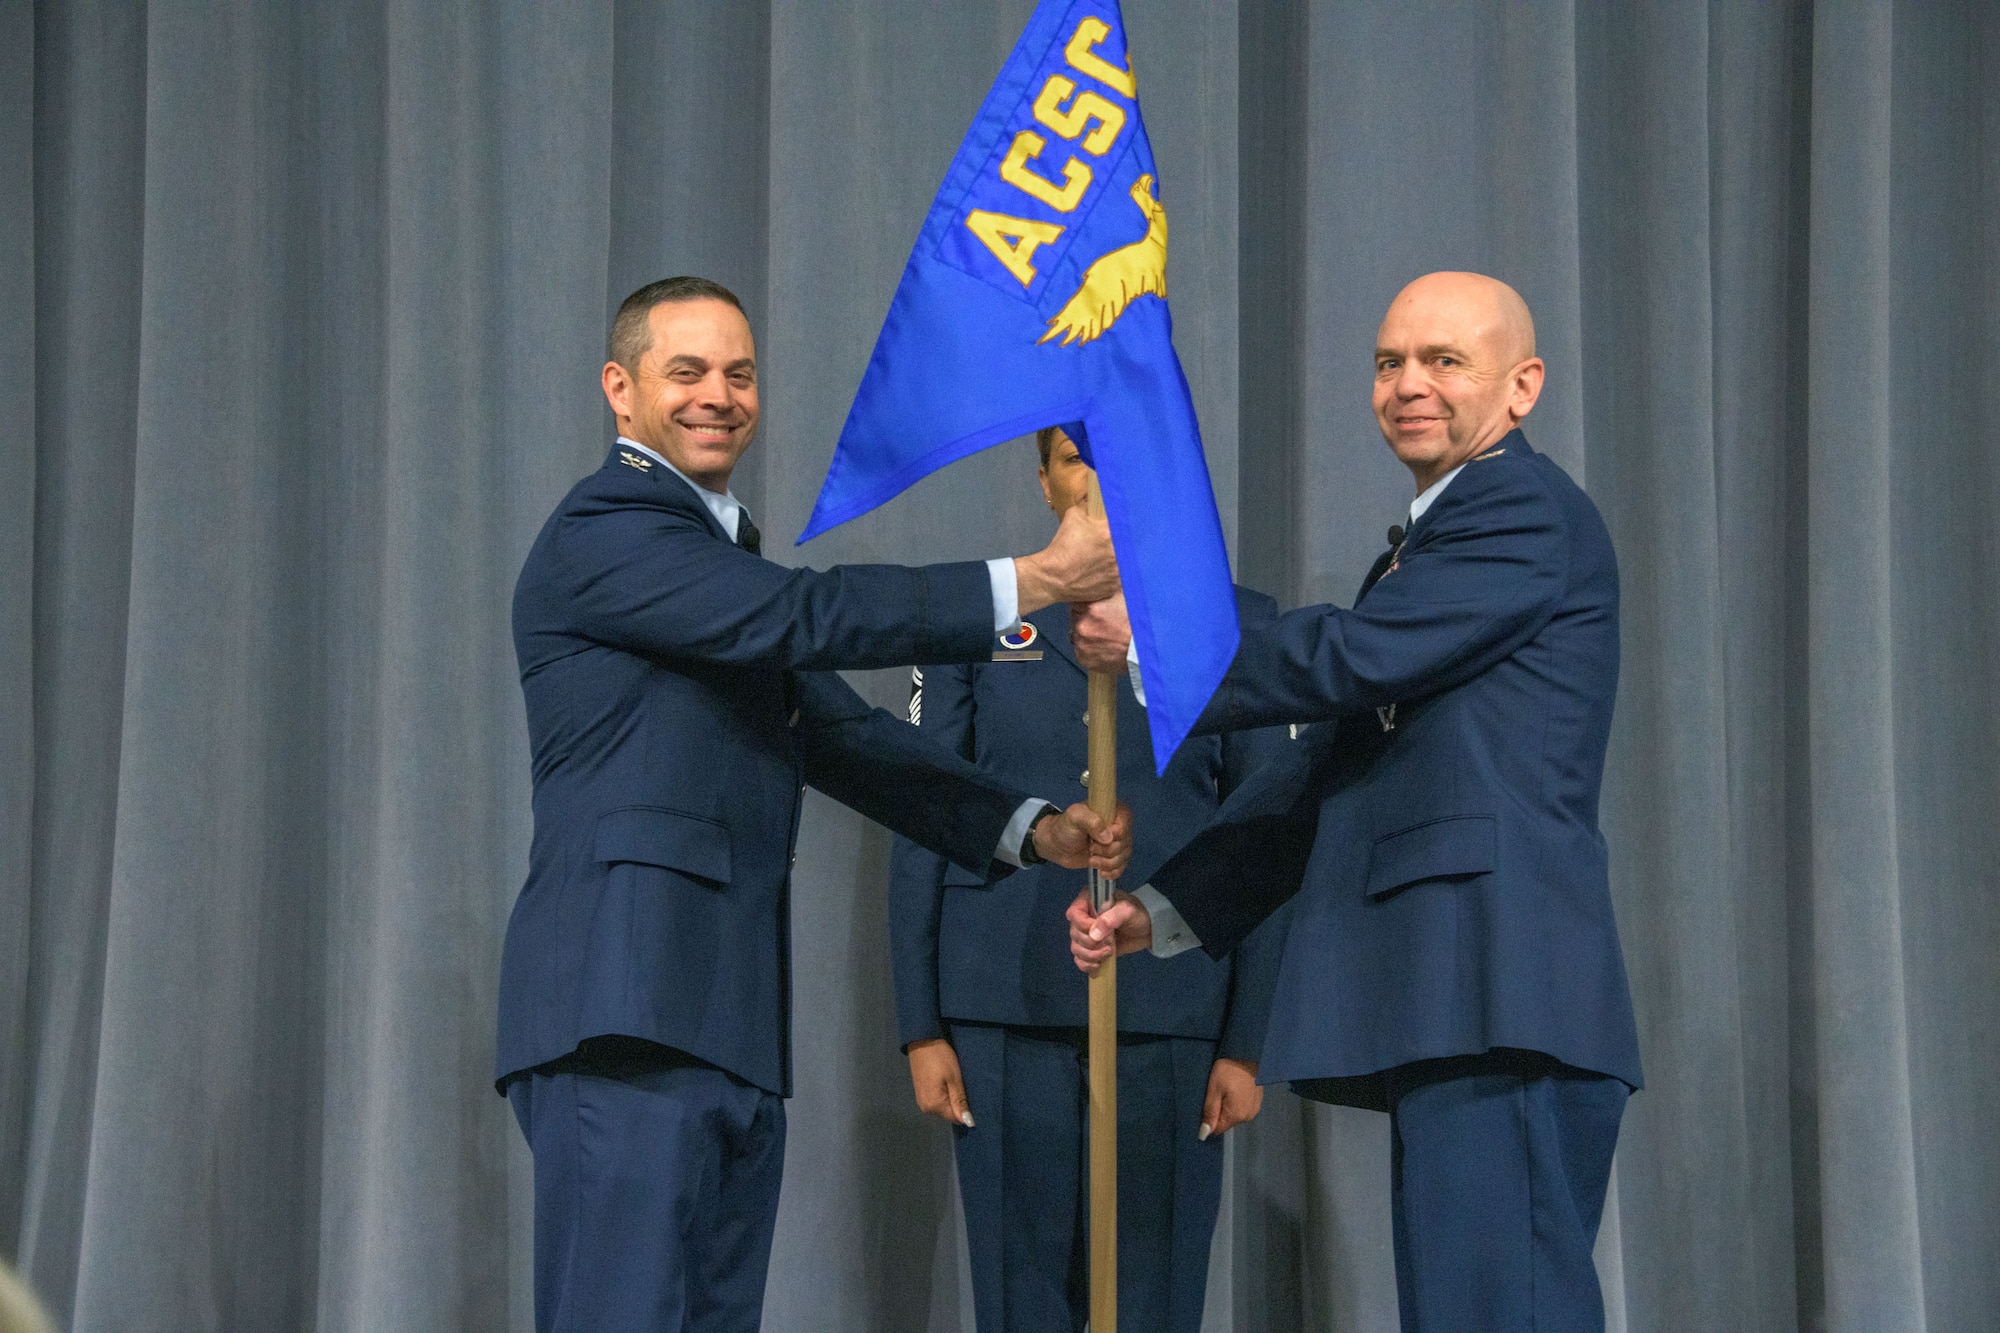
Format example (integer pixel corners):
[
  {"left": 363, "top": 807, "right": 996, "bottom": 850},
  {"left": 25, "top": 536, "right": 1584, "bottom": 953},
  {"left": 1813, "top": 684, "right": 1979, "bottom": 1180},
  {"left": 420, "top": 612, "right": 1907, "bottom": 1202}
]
[{"left": 1039, "top": 174, "right": 1168, "bottom": 346}]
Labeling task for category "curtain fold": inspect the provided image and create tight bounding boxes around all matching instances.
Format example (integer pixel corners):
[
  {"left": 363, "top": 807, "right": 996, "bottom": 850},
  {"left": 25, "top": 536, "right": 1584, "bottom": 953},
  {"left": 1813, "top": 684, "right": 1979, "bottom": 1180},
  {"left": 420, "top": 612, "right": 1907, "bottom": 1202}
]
[
  {"left": 1575, "top": 1, "right": 1753, "bottom": 1324},
  {"left": 0, "top": 0, "right": 36, "bottom": 1285},
  {"left": 1801, "top": 7, "right": 1925, "bottom": 1330},
  {"left": 2, "top": 2, "right": 1994, "bottom": 1329},
  {"left": 14, "top": 3, "right": 150, "bottom": 1321}
]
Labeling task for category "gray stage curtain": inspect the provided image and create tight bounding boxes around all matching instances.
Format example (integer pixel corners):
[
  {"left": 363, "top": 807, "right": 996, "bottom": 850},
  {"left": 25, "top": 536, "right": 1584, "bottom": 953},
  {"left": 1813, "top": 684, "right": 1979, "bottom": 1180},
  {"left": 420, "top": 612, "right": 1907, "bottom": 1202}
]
[{"left": 2, "top": 2, "right": 1994, "bottom": 1329}]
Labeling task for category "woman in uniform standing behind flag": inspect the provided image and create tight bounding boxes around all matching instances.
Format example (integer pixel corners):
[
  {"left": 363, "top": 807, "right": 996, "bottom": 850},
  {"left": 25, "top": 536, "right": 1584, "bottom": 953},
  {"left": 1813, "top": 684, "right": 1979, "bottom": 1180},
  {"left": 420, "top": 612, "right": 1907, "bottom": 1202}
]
[{"left": 886, "top": 427, "right": 1294, "bottom": 1333}]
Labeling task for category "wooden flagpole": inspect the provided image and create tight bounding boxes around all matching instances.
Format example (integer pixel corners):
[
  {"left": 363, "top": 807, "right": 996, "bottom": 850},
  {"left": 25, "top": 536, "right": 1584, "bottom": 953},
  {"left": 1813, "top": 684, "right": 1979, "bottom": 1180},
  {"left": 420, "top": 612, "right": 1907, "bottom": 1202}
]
[{"left": 1084, "top": 473, "right": 1118, "bottom": 1332}]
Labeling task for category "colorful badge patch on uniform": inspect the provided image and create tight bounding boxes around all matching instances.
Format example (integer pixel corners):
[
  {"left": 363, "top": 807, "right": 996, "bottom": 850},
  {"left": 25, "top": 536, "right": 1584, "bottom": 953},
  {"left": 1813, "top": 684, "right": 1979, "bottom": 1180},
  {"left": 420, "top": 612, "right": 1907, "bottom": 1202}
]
[{"left": 1000, "top": 623, "right": 1038, "bottom": 651}]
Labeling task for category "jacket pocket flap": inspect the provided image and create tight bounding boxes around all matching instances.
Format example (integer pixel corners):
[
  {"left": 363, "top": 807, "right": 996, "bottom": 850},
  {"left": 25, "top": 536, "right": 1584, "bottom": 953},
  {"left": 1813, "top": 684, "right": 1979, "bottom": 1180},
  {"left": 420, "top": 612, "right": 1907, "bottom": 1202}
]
[
  {"left": 594, "top": 806, "right": 731, "bottom": 885},
  {"left": 1365, "top": 815, "right": 1495, "bottom": 898}
]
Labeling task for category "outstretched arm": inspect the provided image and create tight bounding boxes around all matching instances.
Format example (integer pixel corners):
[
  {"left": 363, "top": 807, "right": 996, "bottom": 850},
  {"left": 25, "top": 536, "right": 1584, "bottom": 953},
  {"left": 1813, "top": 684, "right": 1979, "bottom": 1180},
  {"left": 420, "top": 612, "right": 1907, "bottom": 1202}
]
[
  {"left": 1070, "top": 719, "right": 1331, "bottom": 966},
  {"left": 544, "top": 488, "right": 1117, "bottom": 672},
  {"left": 795, "top": 669, "right": 1129, "bottom": 880},
  {"left": 1070, "top": 465, "right": 1570, "bottom": 732}
]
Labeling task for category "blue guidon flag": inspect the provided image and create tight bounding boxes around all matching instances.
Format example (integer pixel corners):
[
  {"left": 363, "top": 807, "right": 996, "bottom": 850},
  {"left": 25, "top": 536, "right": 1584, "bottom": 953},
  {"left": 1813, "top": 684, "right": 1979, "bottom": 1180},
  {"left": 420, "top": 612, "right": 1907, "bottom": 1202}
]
[{"left": 799, "top": 0, "right": 1238, "bottom": 772}]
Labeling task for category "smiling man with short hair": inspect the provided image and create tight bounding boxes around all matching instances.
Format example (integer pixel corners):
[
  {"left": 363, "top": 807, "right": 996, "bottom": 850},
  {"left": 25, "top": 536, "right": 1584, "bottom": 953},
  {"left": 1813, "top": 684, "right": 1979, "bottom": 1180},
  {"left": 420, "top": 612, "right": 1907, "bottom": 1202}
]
[
  {"left": 600, "top": 280, "right": 761, "bottom": 493},
  {"left": 500, "top": 276, "right": 1134, "bottom": 1333}
]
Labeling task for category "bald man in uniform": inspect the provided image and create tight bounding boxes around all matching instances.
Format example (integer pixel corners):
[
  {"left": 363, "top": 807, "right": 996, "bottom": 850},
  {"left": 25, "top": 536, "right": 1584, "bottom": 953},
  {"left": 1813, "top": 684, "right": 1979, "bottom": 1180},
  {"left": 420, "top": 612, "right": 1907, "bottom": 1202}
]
[{"left": 1068, "top": 272, "right": 1642, "bottom": 1331}]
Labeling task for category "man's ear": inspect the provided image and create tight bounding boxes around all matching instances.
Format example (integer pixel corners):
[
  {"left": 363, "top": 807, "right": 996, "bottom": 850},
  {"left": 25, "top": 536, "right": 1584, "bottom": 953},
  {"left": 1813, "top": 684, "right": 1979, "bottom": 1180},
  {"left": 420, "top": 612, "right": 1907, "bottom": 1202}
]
[
  {"left": 1508, "top": 357, "right": 1545, "bottom": 422},
  {"left": 602, "top": 360, "right": 634, "bottom": 422}
]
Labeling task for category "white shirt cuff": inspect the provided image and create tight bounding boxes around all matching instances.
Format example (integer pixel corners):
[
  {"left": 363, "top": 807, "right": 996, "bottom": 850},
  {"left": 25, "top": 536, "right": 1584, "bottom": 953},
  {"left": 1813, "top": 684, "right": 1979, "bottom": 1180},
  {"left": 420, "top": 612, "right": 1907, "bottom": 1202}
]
[
  {"left": 1127, "top": 639, "right": 1146, "bottom": 707},
  {"left": 986, "top": 558, "right": 1020, "bottom": 634},
  {"left": 1133, "top": 883, "right": 1199, "bottom": 956},
  {"left": 993, "top": 797, "right": 1053, "bottom": 868}
]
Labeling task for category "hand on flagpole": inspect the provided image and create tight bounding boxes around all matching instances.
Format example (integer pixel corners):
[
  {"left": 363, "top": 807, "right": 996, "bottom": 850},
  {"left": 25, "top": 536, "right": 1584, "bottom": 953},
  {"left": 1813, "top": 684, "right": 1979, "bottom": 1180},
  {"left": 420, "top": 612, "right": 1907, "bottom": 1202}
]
[
  {"left": 1067, "top": 887, "right": 1151, "bottom": 973},
  {"left": 1033, "top": 801, "right": 1133, "bottom": 876},
  {"left": 1015, "top": 503, "right": 1119, "bottom": 613},
  {"left": 1069, "top": 593, "right": 1132, "bottom": 673}
]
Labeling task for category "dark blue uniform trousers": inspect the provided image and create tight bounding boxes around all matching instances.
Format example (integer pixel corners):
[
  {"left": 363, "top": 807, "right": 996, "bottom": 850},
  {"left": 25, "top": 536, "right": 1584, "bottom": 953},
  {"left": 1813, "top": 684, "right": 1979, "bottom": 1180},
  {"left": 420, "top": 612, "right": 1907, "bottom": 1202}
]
[
  {"left": 1382, "top": 1050, "right": 1629, "bottom": 1333},
  {"left": 948, "top": 1021, "right": 1224, "bottom": 1333},
  {"left": 507, "top": 1041, "right": 786, "bottom": 1333}
]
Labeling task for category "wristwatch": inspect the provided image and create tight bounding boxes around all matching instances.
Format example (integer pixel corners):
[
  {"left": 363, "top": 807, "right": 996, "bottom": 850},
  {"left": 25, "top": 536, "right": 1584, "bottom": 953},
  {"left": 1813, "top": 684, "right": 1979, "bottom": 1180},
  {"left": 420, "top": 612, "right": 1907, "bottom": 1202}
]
[{"left": 1018, "top": 803, "right": 1059, "bottom": 866}]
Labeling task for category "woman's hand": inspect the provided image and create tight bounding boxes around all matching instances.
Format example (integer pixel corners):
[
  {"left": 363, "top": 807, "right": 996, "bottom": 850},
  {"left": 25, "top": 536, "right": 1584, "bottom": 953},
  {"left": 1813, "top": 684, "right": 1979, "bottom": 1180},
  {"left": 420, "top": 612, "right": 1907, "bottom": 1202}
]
[
  {"left": 906, "top": 1038, "right": 973, "bottom": 1127},
  {"left": 1200, "top": 1058, "right": 1263, "bottom": 1140}
]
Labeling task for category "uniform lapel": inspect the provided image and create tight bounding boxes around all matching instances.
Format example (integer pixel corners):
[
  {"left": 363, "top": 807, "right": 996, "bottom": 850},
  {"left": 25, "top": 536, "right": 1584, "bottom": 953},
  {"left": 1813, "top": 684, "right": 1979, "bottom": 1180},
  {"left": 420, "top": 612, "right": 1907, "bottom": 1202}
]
[
  {"left": 1357, "top": 429, "right": 1535, "bottom": 603},
  {"left": 1355, "top": 547, "right": 1398, "bottom": 604},
  {"left": 1417, "top": 427, "right": 1532, "bottom": 539}
]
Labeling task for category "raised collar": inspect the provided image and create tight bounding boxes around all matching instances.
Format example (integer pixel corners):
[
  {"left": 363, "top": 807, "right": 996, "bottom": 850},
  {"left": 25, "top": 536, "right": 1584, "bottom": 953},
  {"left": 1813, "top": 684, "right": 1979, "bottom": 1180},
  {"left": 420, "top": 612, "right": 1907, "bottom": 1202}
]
[
  {"left": 1408, "top": 429, "right": 1531, "bottom": 534},
  {"left": 615, "top": 436, "right": 744, "bottom": 542},
  {"left": 1409, "top": 463, "right": 1466, "bottom": 525}
]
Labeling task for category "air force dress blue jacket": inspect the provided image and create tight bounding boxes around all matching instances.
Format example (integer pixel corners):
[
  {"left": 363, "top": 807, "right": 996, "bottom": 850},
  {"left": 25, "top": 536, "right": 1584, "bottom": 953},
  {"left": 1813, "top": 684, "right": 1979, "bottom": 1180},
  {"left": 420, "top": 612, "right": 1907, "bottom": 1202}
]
[
  {"left": 500, "top": 446, "right": 1038, "bottom": 1097},
  {"left": 1149, "top": 432, "right": 1643, "bottom": 1107},
  {"left": 889, "top": 595, "right": 1293, "bottom": 1057}
]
